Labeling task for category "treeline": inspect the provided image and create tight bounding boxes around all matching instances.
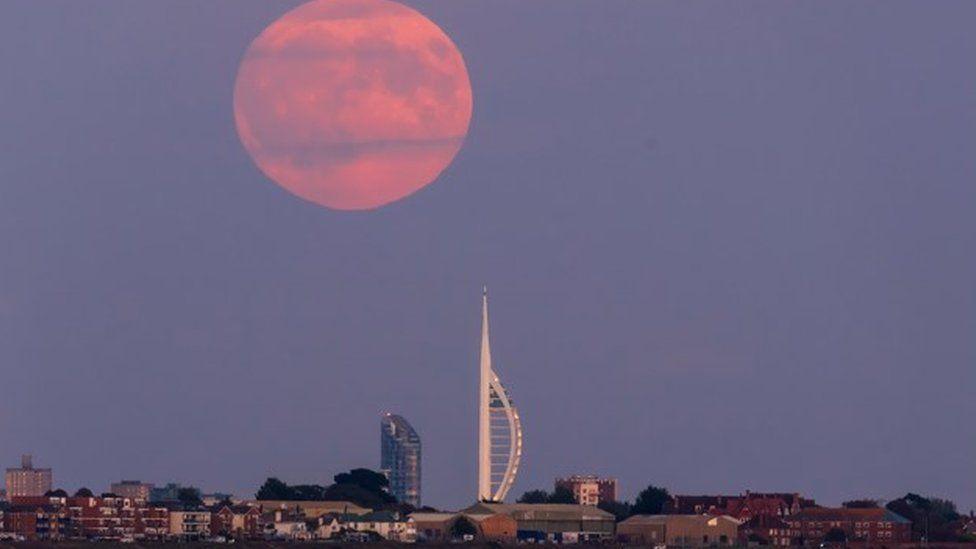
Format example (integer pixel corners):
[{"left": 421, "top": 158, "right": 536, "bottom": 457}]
[
  {"left": 255, "top": 468, "right": 400, "bottom": 511},
  {"left": 886, "top": 493, "right": 970, "bottom": 542},
  {"left": 517, "top": 484, "right": 671, "bottom": 521}
]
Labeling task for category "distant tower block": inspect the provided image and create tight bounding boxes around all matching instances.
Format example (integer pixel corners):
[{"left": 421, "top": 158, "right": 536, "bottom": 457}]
[
  {"left": 381, "top": 413, "right": 422, "bottom": 507},
  {"left": 478, "top": 287, "right": 523, "bottom": 502},
  {"left": 5, "top": 454, "right": 53, "bottom": 499}
]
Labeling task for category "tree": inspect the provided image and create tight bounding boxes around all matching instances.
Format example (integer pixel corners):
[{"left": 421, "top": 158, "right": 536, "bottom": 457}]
[
  {"left": 887, "top": 493, "right": 961, "bottom": 542},
  {"left": 177, "top": 487, "right": 203, "bottom": 507},
  {"left": 256, "top": 469, "right": 398, "bottom": 508},
  {"left": 74, "top": 487, "right": 94, "bottom": 498},
  {"left": 333, "top": 469, "right": 389, "bottom": 493},
  {"left": 257, "top": 477, "right": 294, "bottom": 500},
  {"left": 45, "top": 489, "right": 68, "bottom": 498},
  {"left": 598, "top": 500, "right": 632, "bottom": 522},
  {"left": 450, "top": 516, "right": 479, "bottom": 540},
  {"left": 548, "top": 486, "right": 576, "bottom": 504},
  {"left": 824, "top": 528, "right": 847, "bottom": 543},
  {"left": 292, "top": 484, "right": 327, "bottom": 501},
  {"left": 843, "top": 499, "right": 880, "bottom": 508},
  {"left": 517, "top": 490, "right": 550, "bottom": 504},
  {"left": 326, "top": 468, "right": 397, "bottom": 508},
  {"left": 632, "top": 485, "right": 671, "bottom": 515},
  {"left": 516, "top": 487, "right": 580, "bottom": 505},
  {"left": 929, "top": 498, "right": 960, "bottom": 522}
]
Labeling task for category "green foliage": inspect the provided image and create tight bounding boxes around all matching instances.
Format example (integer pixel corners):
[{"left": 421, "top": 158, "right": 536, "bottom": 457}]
[
  {"left": 548, "top": 486, "right": 576, "bottom": 504},
  {"left": 177, "top": 487, "right": 203, "bottom": 507},
  {"left": 45, "top": 489, "right": 68, "bottom": 498},
  {"left": 887, "top": 493, "right": 962, "bottom": 542},
  {"left": 516, "top": 487, "right": 579, "bottom": 504},
  {"left": 256, "top": 468, "right": 398, "bottom": 509},
  {"left": 598, "top": 500, "right": 632, "bottom": 522},
  {"left": 929, "top": 498, "right": 961, "bottom": 522},
  {"left": 292, "top": 484, "right": 327, "bottom": 501},
  {"left": 632, "top": 485, "right": 671, "bottom": 515},
  {"left": 74, "top": 488, "right": 94, "bottom": 498},
  {"left": 517, "top": 490, "right": 550, "bottom": 504},
  {"left": 333, "top": 468, "right": 389, "bottom": 493},
  {"left": 256, "top": 477, "right": 294, "bottom": 500}
]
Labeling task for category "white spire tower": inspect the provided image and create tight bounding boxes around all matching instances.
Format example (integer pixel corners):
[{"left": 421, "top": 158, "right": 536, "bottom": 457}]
[{"left": 477, "top": 286, "right": 522, "bottom": 502}]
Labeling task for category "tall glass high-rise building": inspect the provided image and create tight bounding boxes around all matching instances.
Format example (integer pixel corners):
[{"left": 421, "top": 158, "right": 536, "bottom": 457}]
[{"left": 380, "top": 413, "right": 422, "bottom": 507}]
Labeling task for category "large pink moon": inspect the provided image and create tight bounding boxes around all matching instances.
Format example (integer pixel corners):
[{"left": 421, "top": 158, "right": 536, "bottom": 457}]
[{"left": 233, "top": 0, "right": 473, "bottom": 210}]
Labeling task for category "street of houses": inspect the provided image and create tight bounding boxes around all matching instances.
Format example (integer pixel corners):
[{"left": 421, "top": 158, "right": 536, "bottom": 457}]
[{"left": 3, "top": 489, "right": 971, "bottom": 546}]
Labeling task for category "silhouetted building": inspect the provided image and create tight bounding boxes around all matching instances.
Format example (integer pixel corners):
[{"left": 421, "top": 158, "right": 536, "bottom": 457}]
[
  {"left": 555, "top": 476, "right": 618, "bottom": 506},
  {"left": 380, "top": 413, "right": 421, "bottom": 507},
  {"left": 5, "top": 455, "right": 52, "bottom": 499},
  {"left": 110, "top": 481, "right": 153, "bottom": 502}
]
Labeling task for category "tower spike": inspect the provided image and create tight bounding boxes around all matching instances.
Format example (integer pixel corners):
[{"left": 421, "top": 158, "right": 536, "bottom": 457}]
[{"left": 477, "top": 287, "right": 521, "bottom": 502}]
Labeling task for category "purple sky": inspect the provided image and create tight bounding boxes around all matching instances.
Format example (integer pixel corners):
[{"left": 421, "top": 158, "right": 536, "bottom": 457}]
[{"left": 0, "top": 1, "right": 974, "bottom": 511}]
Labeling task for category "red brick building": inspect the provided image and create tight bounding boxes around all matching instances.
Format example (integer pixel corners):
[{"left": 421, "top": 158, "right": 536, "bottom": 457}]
[
  {"left": 785, "top": 507, "right": 912, "bottom": 545},
  {"left": 210, "top": 504, "right": 262, "bottom": 539},
  {"left": 1, "top": 503, "right": 68, "bottom": 540},
  {"left": 554, "top": 476, "right": 618, "bottom": 505},
  {"left": 739, "top": 514, "right": 792, "bottom": 546},
  {"left": 667, "top": 491, "right": 816, "bottom": 519},
  {"left": 67, "top": 495, "right": 169, "bottom": 540},
  {"left": 2, "top": 495, "right": 169, "bottom": 541}
]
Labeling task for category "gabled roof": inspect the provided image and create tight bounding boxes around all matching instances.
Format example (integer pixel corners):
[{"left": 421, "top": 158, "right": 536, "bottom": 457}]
[
  {"left": 788, "top": 507, "right": 910, "bottom": 524},
  {"left": 211, "top": 504, "right": 258, "bottom": 515},
  {"left": 464, "top": 502, "right": 614, "bottom": 521},
  {"left": 244, "top": 499, "right": 370, "bottom": 515},
  {"left": 409, "top": 512, "right": 459, "bottom": 523},
  {"left": 621, "top": 514, "right": 741, "bottom": 527},
  {"left": 741, "top": 514, "right": 790, "bottom": 529}
]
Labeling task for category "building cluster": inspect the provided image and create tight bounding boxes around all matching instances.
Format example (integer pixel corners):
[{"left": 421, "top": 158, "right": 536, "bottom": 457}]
[
  {"left": 1, "top": 453, "right": 971, "bottom": 546},
  {"left": 620, "top": 491, "right": 915, "bottom": 547}
]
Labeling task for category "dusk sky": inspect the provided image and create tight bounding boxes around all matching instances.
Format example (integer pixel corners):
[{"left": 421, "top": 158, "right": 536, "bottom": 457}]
[{"left": 1, "top": 1, "right": 974, "bottom": 511}]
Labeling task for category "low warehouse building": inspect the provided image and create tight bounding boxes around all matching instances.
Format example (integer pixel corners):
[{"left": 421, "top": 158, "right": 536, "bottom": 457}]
[
  {"left": 618, "top": 514, "right": 740, "bottom": 547},
  {"left": 409, "top": 511, "right": 517, "bottom": 543},
  {"left": 463, "top": 502, "right": 615, "bottom": 542}
]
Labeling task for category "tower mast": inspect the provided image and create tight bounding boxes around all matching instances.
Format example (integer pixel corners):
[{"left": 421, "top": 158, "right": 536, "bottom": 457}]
[{"left": 478, "top": 285, "right": 492, "bottom": 501}]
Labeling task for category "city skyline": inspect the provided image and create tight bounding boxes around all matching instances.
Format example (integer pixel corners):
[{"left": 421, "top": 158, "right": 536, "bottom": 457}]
[{"left": 0, "top": 0, "right": 973, "bottom": 513}]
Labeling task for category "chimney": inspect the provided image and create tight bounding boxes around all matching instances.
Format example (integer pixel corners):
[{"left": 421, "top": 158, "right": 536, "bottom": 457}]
[{"left": 21, "top": 454, "right": 33, "bottom": 469}]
